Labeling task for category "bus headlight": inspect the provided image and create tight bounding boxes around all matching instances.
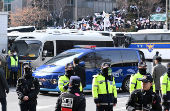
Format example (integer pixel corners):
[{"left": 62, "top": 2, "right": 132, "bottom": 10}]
[{"left": 50, "top": 79, "right": 57, "bottom": 84}]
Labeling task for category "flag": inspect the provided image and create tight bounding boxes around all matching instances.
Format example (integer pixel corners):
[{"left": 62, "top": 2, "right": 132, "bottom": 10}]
[
  {"left": 102, "top": 11, "right": 106, "bottom": 18},
  {"left": 156, "top": 7, "right": 162, "bottom": 12}
]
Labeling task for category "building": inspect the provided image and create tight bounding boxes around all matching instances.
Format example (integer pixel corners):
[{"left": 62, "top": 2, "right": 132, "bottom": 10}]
[{"left": 1, "top": 0, "right": 116, "bottom": 24}]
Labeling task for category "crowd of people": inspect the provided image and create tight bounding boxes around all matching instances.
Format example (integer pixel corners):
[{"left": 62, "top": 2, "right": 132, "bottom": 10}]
[{"left": 52, "top": 13, "right": 166, "bottom": 32}]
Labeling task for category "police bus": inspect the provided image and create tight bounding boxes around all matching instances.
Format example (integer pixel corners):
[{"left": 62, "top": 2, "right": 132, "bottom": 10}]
[
  {"left": 11, "top": 30, "right": 113, "bottom": 69},
  {"left": 33, "top": 45, "right": 145, "bottom": 93},
  {"left": 124, "top": 29, "right": 170, "bottom": 61}
]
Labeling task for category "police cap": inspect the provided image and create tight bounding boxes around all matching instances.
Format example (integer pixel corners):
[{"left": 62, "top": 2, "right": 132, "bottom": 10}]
[
  {"left": 10, "top": 49, "right": 15, "bottom": 53},
  {"left": 138, "top": 62, "right": 147, "bottom": 67},
  {"left": 69, "top": 76, "right": 81, "bottom": 87},
  {"left": 101, "top": 62, "right": 110, "bottom": 68},
  {"left": 65, "top": 63, "right": 73, "bottom": 69},
  {"left": 139, "top": 74, "right": 153, "bottom": 83}
]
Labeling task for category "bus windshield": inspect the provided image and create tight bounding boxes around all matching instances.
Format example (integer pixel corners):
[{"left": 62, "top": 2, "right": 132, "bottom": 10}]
[
  {"left": 11, "top": 40, "right": 42, "bottom": 60},
  {"left": 45, "top": 52, "right": 83, "bottom": 66}
]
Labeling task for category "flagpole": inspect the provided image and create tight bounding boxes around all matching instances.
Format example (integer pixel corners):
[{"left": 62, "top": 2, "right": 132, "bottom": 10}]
[
  {"left": 166, "top": 0, "right": 168, "bottom": 30},
  {"left": 75, "top": 0, "right": 77, "bottom": 29}
]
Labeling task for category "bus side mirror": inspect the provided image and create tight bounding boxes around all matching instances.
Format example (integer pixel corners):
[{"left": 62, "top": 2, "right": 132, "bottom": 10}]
[
  {"left": 79, "top": 61, "right": 85, "bottom": 67},
  {"left": 2, "top": 49, "right": 6, "bottom": 54},
  {"left": 42, "top": 50, "right": 47, "bottom": 57}
]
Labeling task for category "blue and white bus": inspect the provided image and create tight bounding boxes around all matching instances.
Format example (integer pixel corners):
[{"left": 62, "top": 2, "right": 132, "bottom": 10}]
[
  {"left": 124, "top": 29, "right": 170, "bottom": 62},
  {"left": 33, "top": 46, "right": 145, "bottom": 93},
  {"left": 11, "top": 30, "right": 113, "bottom": 69}
]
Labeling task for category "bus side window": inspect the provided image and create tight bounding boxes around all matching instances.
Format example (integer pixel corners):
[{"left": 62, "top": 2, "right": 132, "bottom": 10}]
[
  {"left": 56, "top": 40, "right": 73, "bottom": 54},
  {"left": 138, "top": 51, "right": 145, "bottom": 62},
  {"left": 43, "top": 41, "right": 54, "bottom": 57},
  {"left": 95, "top": 50, "right": 122, "bottom": 68},
  {"left": 121, "top": 50, "right": 138, "bottom": 67},
  {"left": 79, "top": 52, "right": 95, "bottom": 69},
  {"left": 91, "top": 41, "right": 106, "bottom": 47}
]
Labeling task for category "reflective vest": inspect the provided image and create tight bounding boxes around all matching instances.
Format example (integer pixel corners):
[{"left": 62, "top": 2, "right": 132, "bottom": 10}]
[
  {"left": 58, "top": 75, "right": 82, "bottom": 92},
  {"left": 161, "top": 73, "right": 170, "bottom": 95},
  {"left": 10, "top": 56, "right": 18, "bottom": 67},
  {"left": 8, "top": 50, "right": 10, "bottom": 54},
  {"left": 130, "top": 72, "right": 155, "bottom": 93},
  {"left": 92, "top": 73, "right": 117, "bottom": 106}
]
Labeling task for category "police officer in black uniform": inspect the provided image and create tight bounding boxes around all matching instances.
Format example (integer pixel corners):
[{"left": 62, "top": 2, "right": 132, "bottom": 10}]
[
  {"left": 126, "top": 75, "right": 162, "bottom": 111},
  {"left": 55, "top": 76, "right": 86, "bottom": 111},
  {"left": 16, "top": 64, "right": 40, "bottom": 111}
]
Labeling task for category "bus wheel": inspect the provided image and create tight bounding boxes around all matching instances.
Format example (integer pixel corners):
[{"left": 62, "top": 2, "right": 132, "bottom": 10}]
[
  {"left": 122, "top": 76, "right": 130, "bottom": 92},
  {"left": 40, "top": 91, "right": 49, "bottom": 94}
]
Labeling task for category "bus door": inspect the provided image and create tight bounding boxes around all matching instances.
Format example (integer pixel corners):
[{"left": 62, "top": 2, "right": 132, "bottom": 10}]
[
  {"left": 113, "top": 35, "right": 131, "bottom": 47},
  {"left": 42, "top": 41, "right": 55, "bottom": 64}
]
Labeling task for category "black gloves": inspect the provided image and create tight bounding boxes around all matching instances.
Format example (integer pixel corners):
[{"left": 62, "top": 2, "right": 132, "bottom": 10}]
[
  {"left": 6, "top": 89, "right": 9, "bottom": 94},
  {"left": 114, "top": 98, "right": 117, "bottom": 104},
  {"left": 94, "top": 98, "right": 99, "bottom": 104},
  {"left": 63, "top": 84, "right": 69, "bottom": 90}
]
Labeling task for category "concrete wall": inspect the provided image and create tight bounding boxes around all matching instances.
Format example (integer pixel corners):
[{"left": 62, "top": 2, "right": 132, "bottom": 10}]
[
  {"left": 74, "top": 7, "right": 93, "bottom": 20},
  {"left": 82, "top": 1, "right": 116, "bottom": 13},
  {"left": 0, "top": 12, "right": 8, "bottom": 54}
]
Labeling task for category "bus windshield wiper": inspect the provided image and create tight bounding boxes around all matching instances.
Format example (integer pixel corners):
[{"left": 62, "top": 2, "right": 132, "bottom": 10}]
[{"left": 48, "top": 63, "right": 57, "bottom": 66}]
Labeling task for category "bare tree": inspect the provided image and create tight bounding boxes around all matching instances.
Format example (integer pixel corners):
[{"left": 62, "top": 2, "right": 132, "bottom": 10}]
[
  {"left": 10, "top": 5, "right": 50, "bottom": 27},
  {"left": 116, "top": 0, "right": 127, "bottom": 11},
  {"left": 52, "top": 0, "right": 68, "bottom": 18},
  {"left": 128, "top": 0, "right": 161, "bottom": 18}
]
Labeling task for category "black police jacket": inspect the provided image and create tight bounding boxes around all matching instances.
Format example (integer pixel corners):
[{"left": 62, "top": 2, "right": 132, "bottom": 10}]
[
  {"left": 55, "top": 87, "right": 86, "bottom": 111},
  {"left": 126, "top": 89, "right": 162, "bottom": 111},
  {"left": 16, "top": 76, "right": 40, "bottom": 105}
]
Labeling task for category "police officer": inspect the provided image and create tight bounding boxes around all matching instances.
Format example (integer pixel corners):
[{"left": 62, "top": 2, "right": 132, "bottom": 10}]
[
  {"left": 129, "top": 62, "right": 155, "bottom": 93},
  {"left": 126, "top": 75, "right": 162, "bottom": 111},
  {"left": 7, "top": 49, "right": 20, "bottom": 87},
  {"left": 16, "top": 64, "right": 40, "bottom": 111},
  {"left": 58, "top": 63, "right": 82, "bottom": 92},
  {"left": 92, "top": 62, "right": 117, "bottom": 111},
  {"left": 55, "top": 76, "right": 86, "bottom": 111},
  {"left": 160, "top": 62, "right": 170, "bottom": 111}
]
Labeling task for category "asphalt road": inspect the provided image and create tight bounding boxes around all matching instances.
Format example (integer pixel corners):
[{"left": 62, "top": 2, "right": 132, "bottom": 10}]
[{"left": 7, "top": 87, "right": 129, "bottom": 111}]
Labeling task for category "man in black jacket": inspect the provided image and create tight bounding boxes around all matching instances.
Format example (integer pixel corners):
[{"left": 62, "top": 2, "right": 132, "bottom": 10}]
[
  {"left": 0, "top": 59, "right": 9, "bottom": 111},
  {"left": 126, "top": 75, "right": 162, "bottom": 111},
  {"left": 16, "top": 64, "right": 40, "bottom": 111},
  {"left": 73, "top": 58, "right": 86, "bottom": 88},
  {"left": 55, "top": 76, "right": 86, "bottom": 111}
]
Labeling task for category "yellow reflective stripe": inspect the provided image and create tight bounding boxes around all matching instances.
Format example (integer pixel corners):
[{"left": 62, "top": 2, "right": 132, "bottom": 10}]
[
  {"left": 99, "top": 103, "right": 114, "bottom": 105},
  {"left": 98, "top": 80, "right": 105, "bottom": 83},
  {"left": 59, "top": 83, "right": 63, "bottom": 85},
  {"left": 131, "top": 82, "right": 136, "bottom": 85},
  {"left": 93, "top": 85, "right": 98, "bottom": 87},
  {"left": 162, "top": 83, "right": 167, "bottom": 85},
  {"left": 63, "top": 80, "right": 69, "bottom": 83}
]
